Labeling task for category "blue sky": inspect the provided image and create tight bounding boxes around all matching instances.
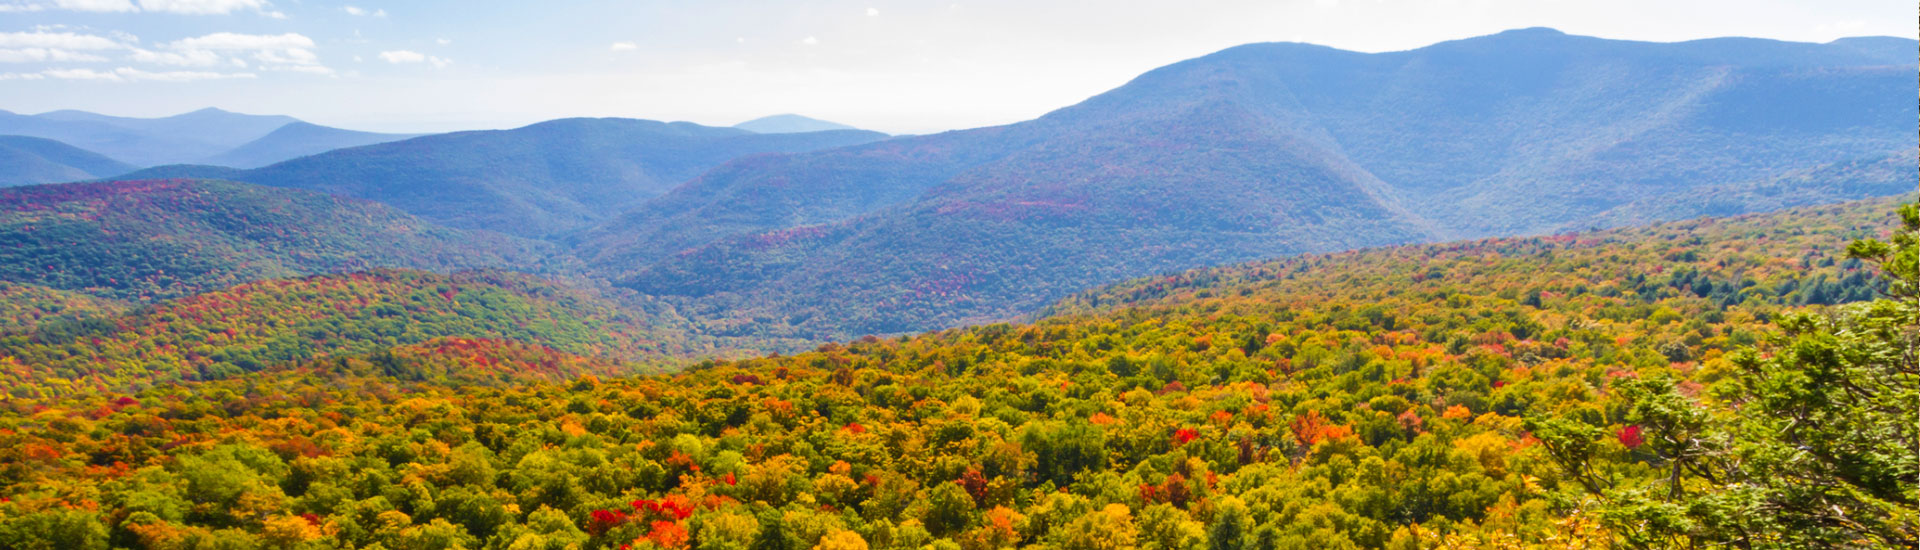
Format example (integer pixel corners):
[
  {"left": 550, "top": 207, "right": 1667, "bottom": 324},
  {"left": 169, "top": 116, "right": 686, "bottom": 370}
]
[{"left": 0, "top": 0, "right": 1911, "bottom": 134}]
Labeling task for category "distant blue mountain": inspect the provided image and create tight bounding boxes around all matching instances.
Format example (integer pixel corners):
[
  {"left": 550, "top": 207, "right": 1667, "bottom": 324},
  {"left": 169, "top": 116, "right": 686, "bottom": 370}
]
[
  {"left": 0, "top": 135, "right": 135, "bottom": 186},
  {"left": 0, "top": 108, "right": 425, "bottom": 168},
  {"left": 201, "top": 122, "right": 421, "bottom": 169},
  {"left": 0, "top": 108, "right": 297, "bottom": 167},
  {"left": 734, "top": 114, "right": 866, "bottom": 134}
]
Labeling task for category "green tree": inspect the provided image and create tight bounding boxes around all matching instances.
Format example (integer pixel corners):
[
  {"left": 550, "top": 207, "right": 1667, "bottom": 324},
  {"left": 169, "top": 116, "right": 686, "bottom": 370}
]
[{"left": 1535, "top": 202, "right": 1919, "bottom": 548}]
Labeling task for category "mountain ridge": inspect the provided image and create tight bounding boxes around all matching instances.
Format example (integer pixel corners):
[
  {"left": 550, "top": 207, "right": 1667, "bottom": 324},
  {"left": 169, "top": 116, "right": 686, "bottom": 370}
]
[
  {"left": 573, "top": 28, "right": 1916, "bottom": 338},
  {"left": 126, "top": 118, "right": 891, "bottom": 237}
]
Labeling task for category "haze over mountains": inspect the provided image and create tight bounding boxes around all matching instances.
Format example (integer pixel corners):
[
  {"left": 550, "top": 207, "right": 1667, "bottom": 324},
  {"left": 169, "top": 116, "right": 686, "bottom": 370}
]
[{"left": 0, "top": 107, "right": 418, "bottom": 174}]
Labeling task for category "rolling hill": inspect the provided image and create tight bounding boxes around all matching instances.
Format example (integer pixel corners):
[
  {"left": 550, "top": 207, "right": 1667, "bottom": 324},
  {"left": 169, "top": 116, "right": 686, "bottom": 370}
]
[
  {"left": 575, "top": 29, "right": 1917, "bottom": 338},
  {"left": 198, "top": 121, "right": 422, "bottom": 169},
  {"left": 128, "top": 118, "right": 890, "bottom": 237},
  {"left": 0, "top": 136, "right": 134, "bottom": 186},
  {"left": 0, "top": 179, "right": 561, "bottom": 301}
]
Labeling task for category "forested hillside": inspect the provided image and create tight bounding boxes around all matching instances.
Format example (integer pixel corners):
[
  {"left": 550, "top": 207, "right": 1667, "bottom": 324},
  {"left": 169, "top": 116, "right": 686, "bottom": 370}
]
[
  {"left": 0, "top": 269, "right": 688, "bottom": 397},
  {"left": 0, "top": 196, "right": 1904, "bottom": 549},
  {"left": 0, "top": 179, "right": 561, "bottom": 301}
]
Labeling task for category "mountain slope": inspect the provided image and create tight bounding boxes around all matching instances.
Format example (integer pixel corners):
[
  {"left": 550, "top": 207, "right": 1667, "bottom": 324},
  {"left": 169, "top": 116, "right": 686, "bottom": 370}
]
[
  {"left": 0, "top": 179, "right": 560, "bottom": 301},
  {"left": 190, "top": 118, "right": 888, "bottom": 237},
  {"left": 576, "top": 29, "right": 1916, "bottom": 338},
  {"left": 0, "top": 136, "right": 135, "bottom": 186},
  {"left": 735, "top": 114, "right": 864, "bottom": 134},
  {"left": 0, "top": 281, "right": 126, "bottom": 334},
  {"left": 0, "top": 108, "right": 299, "bottom": 166},
  {"left": 199, "top": 121, "right": 422, "bottom": 168}
]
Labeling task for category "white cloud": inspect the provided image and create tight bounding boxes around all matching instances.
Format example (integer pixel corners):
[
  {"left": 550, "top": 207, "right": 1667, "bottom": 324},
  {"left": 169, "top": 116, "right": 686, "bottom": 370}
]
[
  {"left": 20, "top": 0, "right": 278, "bottom": 15},
  {"left": 377, "top": 49, "right": 449, "bottom": 68},
  {"left": 135, "top": 0, "right": 267, "bottom": 14},
  {"left": 54, "top": 0, "right": 136, "bottom": 12},
  {"left": 801, "top": 35, "right": 818, "bottom": 45},
  {"left": 266, "top": 64, "right": 332, "bottom": 75},
  {"left": 34, "top": 66, "right": 255, "bottom": 81},
  {"left": 0, "top": 31, "right": 125, "bottom": 50},
  {"left": 378, "top": 49, "right": 424, "bottom": 63},
  {"left": 169, "top": 32, "right": 312, "bottom": 50},
  {"left": 0, "top": 47, "right": 109, "bottom": 62},
  {"left": 115, "top": 66, "right": 255, "bottom": 80},
  {"left": 609, "top": 41, "right": 637, "bottom": 51},
  {"left": 436, "top": 38, "right": 450, "bottom": 45},
  {"left": 343, "top": 5, "right": 382, "bottom": 16},
  {"left": 0, "top": 71, "right": 49, "bottom": 79},
  {"left": 866, "top": 7, "right": 878, "bottom": 16},
  {"left": 41, "top": 67, "right": 122, "bottom": 80},
  {"left": 343, "top": 5, "right": 363, "bottom": 15},
  {"left": 128, "top": 32, "right": 328, "bottom": 74},
  {"left": 128, "top": 46, "right": 222, "bottom": 66}
]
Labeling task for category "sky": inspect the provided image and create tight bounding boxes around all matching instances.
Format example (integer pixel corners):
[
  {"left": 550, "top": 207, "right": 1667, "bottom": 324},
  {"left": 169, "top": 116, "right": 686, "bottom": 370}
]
[{"left": 0, "top": 0, "right": 1912, "bottom": 134}]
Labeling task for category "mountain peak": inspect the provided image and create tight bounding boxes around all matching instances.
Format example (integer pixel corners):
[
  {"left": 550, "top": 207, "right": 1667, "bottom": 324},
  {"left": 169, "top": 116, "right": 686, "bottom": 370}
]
[
  {"left": 1496, "top": 27, "right": 1567, "bottom": 37},
  {"left": 734, "top": 114, "right": 863, "bottom": 134}
]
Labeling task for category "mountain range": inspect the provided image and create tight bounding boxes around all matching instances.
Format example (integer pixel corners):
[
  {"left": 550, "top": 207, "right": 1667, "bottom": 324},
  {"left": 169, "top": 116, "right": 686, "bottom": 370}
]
[
  {"left": 125, "top": 118, "right": 891, "bottom": 237},
  {"left": 568, "top": 28, "right": 1917, "bottom": 337}
]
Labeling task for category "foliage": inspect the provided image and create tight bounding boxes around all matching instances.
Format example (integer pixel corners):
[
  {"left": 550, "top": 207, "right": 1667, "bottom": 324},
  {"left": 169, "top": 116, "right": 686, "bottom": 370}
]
[
  {"left": 0, "top": 281, "right": 126, "bottom": 334},
  {"left": 0, "top": 197, "right": 1904, "bottom": 549},
  {"left": 1533, "top": 202, "right": 1918, "bottom": 548},
  {"left": 0, "top": 269, "right": 685, "bottom": 396},
  {"left": 0, "top": 179, "right": 561, "bottom": 301}
]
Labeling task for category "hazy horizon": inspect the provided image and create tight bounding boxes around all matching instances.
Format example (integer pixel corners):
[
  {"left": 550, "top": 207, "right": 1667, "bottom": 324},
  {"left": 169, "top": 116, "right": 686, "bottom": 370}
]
[{"left": 1, "top": 0, "right": 1912, "bottom": 134}]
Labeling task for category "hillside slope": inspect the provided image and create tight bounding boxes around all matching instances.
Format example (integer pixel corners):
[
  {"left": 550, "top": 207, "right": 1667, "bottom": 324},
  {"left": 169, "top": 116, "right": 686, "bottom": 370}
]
[
  {"left": 0, "top": 179, "right": 560, "bottom": 301},
  {"left": 0, "top": 136, "right": 135, "bottom": 186},
  {"left": 577, "top": 29, "right": 1914, "bottom": 338},
  {"left": 0, "top": 269, "right": 681, "bottom": 393}
]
